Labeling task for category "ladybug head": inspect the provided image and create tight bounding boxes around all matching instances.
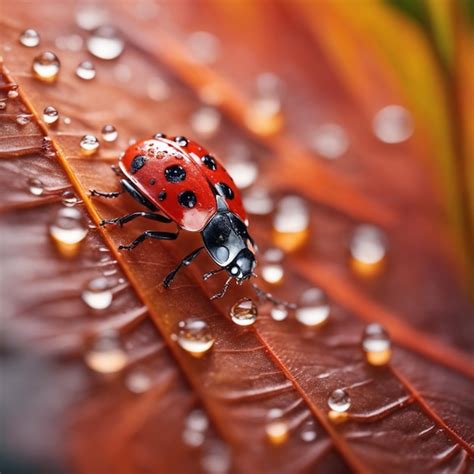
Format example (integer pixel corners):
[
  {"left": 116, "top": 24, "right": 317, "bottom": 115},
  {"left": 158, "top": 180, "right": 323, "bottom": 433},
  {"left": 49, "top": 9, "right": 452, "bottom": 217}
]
[{"left": 226, "top": 248, "right": 256, "bottom": 283}]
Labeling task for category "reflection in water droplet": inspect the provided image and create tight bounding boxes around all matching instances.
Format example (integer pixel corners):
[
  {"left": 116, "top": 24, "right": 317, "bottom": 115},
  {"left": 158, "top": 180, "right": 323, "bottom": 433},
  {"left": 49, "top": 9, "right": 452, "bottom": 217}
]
[
  {"left": 300, "top": 419, "right": 317, "bottom": 442},
  {"left": 49, "top": 207, "right": 88, "bottom": 257},
  {"left": 295, "top": 288, "right": 329, "bottom": 327},
  {"left": 101, "top": 124, "right": 118, "bottom": 142},
  {"left": 230, "top": 298, "right": 257, "bottom": 326},
  {"left": 201, "top": 440, "right": 231, "bottom": 474},
  {"left": 61, "top": 190, "right": 79, "bottom": 207},
  {"left": 373, "top": 105, "right": 413, "bottom": 143},
  {"left": 270, "top": 305, "right": 288, "bottom": 322},
  {"left": 187, "top": 31, "right": 220, "bottom": 65},
  {"left": 328, "top": 388, "right": 351, "bottom": 412},
  {"left": 190, "top": 107, "right": 221, "bottom": 138},
  {"left": 125, "top": 369, "right": 152, "bottom": 393},
  {"left": 82, "top": 277, "right": 113, "bottom": 310},
  {"left": 311, "top": 123, "right": 349, "bottom": 159},
  {"left": 43, "top": 105, "right": 59, "bottom": 124},
  {"left": 261, "top": 247, "right": 284, "bottom": 285},
  {"left": 273, "top": 196, "right": 309, "bottom": 252},
  {"left": 32, "top": 51, "right": 60, "bottom": 82},
  {"left": 75, "top": 3, "right": 109, "bottom": 30},
  {"left": 84, "top": 331, "right": 128, "bottom": 374},
  {"left": 147, "top": 76, "right": 170, "bottom": 101},
  {"left": 76, "top": 60, "right": 96, "bottom": 80},
  {"left": 80, "top": 134, "right": 100, "bottom": 155},
  {"left": 243, "top": 188, "right": 274, "bottom": 215},
  {"left": 265, "top": 409, "right": 289, "bottom": 445},
  {"left": 16, "top": 114, "right": 30, "bottom": 126},
  {"left": 225, "top": 144, "right": 258, "bottom": 190},
  {"left": 19, "top": 28, "right": 40, "bottom": 47},
  {"left": 87, "top": 26, "right": 124, "bottom": 60},
  {"left": 27, "top": 177, "right": 44, "bottom": 196},
  {"left": 177, "top": 319, "right": 215, "bottom": 357},
  {"left": 362, "top": 323, "right": 392, "bottom": 366},
  {"left": 350, "top": 224, "right": 387, "bottom": 277}
]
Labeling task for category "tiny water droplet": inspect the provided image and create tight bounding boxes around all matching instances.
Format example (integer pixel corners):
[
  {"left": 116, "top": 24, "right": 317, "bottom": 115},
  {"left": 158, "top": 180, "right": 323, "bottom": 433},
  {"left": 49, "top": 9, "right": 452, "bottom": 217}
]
[
  {"left": 87, "top": 25, "right": 124, "bottom": 60},
  {"left": 75, "top": 60, "right": 96, "bottom": 80},
  {"left": 125, "top": 369, "right": 152, "bottom": 393},
  {"left": 16, "top": 114, "right": 30, "bottom": 126},
  {"left": 32, "top": 51, "right": 60, "bottom": 82},
  {"left": 230, "top": 298, "right": 257, "bottom": 326},
  {"left": 81, "top": 277, "right": 113, "bottom": 310},
  {"left": 242, "top": 188, "right": 274, "bottom": 215},
  {"left": 328, "top": 388, "right": 351, "bottom": 412},
  {"left": 63, "top": 116, "right": 72, "bottom": 125},
  {"left": 295, "top": 288, "right": 330, "bottom": 327},
  {"left": 373, "top": 105, "right": 413, "bottom": 143},
  {"left": 261, "top": 247, "right": 284, "bottom": 285},
  {"left": 101, "top": 124, "right": 118, "bottom": 142},
  {"left": 0, "top": 100, "right": 6, "bottom": 110},
  {"left": 61, "top": 190, "right": 79, "bottom": 207},
  {"left": 187, "top": 31, "right": 220, "bottom": 65},
  {"left": 190, "top": 106, "right": 221, "bottom": 138},
  {"left": 311, "top": 123, "right": 349, "bottom": 159},
  {"left": 300, "top": 419, "right": 317, "bottom": 442},
  {"left": 49, "top": 207, "right": 88, "bottom": 252},
  {"left": 350, "top": 224, "right": 387, "bottom": 276},
  {"left": 270, "top": 305, "right": 288, "bottom": 322},
  {"left": 186, "top": 408, "right": 209, "bottom": 432},
  {"left": 273, "top": 196, "right": 309, "bottom": 252},
  {"left": 19, "top": 28, "right": 41, "bottom": 47},
  {"left": 177, "top": 319, "right": 215, "bottom": 357},
  {"left": 362, "top": 323, "right": 392, "bottom": 366},
  {"left": 265, "top": 410, "right": 289, "bottom": 445},
  {"left": 7, "top": 85, "right": 19, "bottom": 99},
  {"left": 42, "top": 105, "right": 59, "bottom": 124},
  {"left": 84, "top": 331, "right": 127, "bottom": 374},
  {"left": 80, "top": 134, "right": 100, "bottom": 155},
  {"left": 27, "top": 177, "right": 44, "bottom": 196},
  {"left": 225, "top": 144, "right": 258, "bottom": 190}
]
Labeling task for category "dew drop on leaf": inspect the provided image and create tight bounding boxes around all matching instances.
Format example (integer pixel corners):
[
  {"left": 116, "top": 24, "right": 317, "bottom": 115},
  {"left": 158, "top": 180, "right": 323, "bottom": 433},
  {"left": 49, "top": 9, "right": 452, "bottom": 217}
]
[
  {"left": 265, "top": 409, "right": 289, "bottom": 445},
  {"left": 190, "top": 106, "right": 221, "bottom": 138},
  {"left": 81, "top": 277, "right": 113, "bottom": 310},
  {"left": 295, "top": 288, "right": 330, "bottom": 327},
  {"left": 242, "top": 188, "right": 274, "bottom": 215},
  {"left": 328, "top": 388, "right": 351, "bottom": 412},
  {"left": 300, "top": 419, "right": 317, "bottom": 442},
  {"left": 350, "top": 224, "right": 387, "bottom": 276},
  {"left": 373, "top": 105, "right": 413, "bottom": 144},
  {"left": 270, "top": 305, "right": 288, "bottom": 322},
  {"left": 27, "top": 177, "right": 44, "bottom": 196},
  {"left": 32, "top": 51, "right": 60, "bottom": 82},
  {"left": 362, "top": 323, "right": 392, "bottom": 366},
  {"left": 87, "top": 26, "right": 124, "bottom": 60},
  {"left": 261, "top": 247, "right": 284, "bottom": 285},
  {"left": 225, "top": 144, "right": 258, "bottom": 190},
  {"left": 125, "top": 369, "right": 153, "bottom": 394},
  {"left": 49, "top": 207, "right": 88, "bottom": 257},
  {"left": 80, "top": 134, "right": 100, "bottom": 155},
  {"left": 176, "top": 318, "right": 215, "bottom": 357},
  {"left": 75, "top": 60, "right": 96, "bottom": 80},
  {"left": 42, "top": 105, "right": 59, "bottom": 124},
  {"left": 311, "top": 123, "right": 349, "bottom": 159},
  {"left": 61, "top": 190, "right": 79, "bottom": 207},
  {"left": 101, "top": 124, "right": 118, "bottom": 142},
  {"left": 19, "top": 28, "right": 40, "bottom": 47},
  {"left": 230, "top": 298, "right": 257, "bottom": 326},
  {"left": 84, "top": 331, "right": 128, "bottom": 374}
]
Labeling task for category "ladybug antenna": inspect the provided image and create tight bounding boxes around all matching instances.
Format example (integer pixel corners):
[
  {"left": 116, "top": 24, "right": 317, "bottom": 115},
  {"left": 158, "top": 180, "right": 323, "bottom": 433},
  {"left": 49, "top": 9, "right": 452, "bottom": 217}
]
[
  {"left": 251, "top": 282, "right": 297, "bottom": 310},
  {"left": 210, "top": 276, "right": 233, "bottom": 301}
]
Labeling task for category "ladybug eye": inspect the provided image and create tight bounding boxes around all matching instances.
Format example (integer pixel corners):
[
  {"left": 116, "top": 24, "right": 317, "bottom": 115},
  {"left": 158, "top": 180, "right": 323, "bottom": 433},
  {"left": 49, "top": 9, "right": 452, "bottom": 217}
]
[
  {"left": 165, "top": 165, "right": 186, "bottom": 183},
  {"left": 216, "top": 182, "right": 234, "bottom": 200},
  {"left": 202, "top": 155, "right": 217, "bottom": 171},
  {"left": 179, "top": 190, "right": 197, "bottom": 208}
]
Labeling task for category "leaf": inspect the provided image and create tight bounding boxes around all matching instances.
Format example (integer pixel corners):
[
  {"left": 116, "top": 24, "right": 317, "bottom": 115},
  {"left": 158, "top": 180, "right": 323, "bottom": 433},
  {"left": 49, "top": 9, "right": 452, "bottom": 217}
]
[{"left": 1, "top": 1, "right": 474, "bottom": 473}]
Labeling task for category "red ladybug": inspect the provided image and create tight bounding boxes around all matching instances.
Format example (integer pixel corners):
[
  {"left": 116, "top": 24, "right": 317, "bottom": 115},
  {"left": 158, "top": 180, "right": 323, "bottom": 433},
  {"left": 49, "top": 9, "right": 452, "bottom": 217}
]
[{"left": 91, "top": 134, "right": 261, "bottom": 300}]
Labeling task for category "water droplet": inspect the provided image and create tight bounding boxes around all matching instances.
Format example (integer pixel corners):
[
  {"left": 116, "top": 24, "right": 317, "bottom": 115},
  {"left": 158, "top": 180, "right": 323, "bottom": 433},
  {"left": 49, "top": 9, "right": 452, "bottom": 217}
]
[
  {"left": 350, "top": 224, "right": 387, "bottom": 276},
  {"left": 265, "top": 410, "right": 289, "bottom": 445},
  {"left": 187, "top": 31, "right": 220, "bottom": 65},
  {"left": 42, "top": 105, "right": 59, "bottom": 124},
  {"left": 61, "top": 190, "right": 79, "bottom": 207},
  {"left": 225, "top": 144, "right": 258, "bottom": 189},
  {"left": 63, "top": 117, "right": 72, "bottom": 125},
  {"left": 230, "top": 298, "right": 257, "bottom": 326},
  {"left": 76, "top": 60, "right": 96, "bottom": 80},
  {"left": 201, "top": 440, "right": 231, "bottom": 474},
  {"left": 87, "top": 26, "right": 124, "bottom": 60},
  {"left": 295, "top": 288, "right": 330, "bottom": 327},
  {"left": 190, "top": 106, "right": 221, "bottom": 138},
  {"left": 146, "top": 76, "right": 170, "bottom": 101},
  {"left": 328, "top": 389, "right": 351, "bottom": 422},
  {"left": 0, "top": 101, "right": 6, "bottom": 110},
  {"left": 80, "top": 134, "right": 100, "bottom": 155},
  {"left": 75, "top": 3, "right": 109, "bottom": 30},
  {"left": 273, "top": 195, "right": 309, "bottom": 252},
  {"left": 311, "top": 123, "right": 349, "bottom": 159},
  {"left": 176, "top": 318, "right": 215, "bottom": 357},
  {"left": 186, "top": 408, "right": 209, "bottom": 432},
  {"left": 101, "top": 124, "right": 118, "bottom": 142},
  {"left": 183, "top": 429, "right": 205, "bottom": 447},
  {"left": 32, "top": 51, "right": 60, "bottom": 82},
  {"left": 242, "top": 188, "right": 274, "bottom": 215},
  {"left": 300, "top": 419, "right": 317, "bottom": 442},
  {"left": 27, "top": 177, "right": 44, "bottom": 196},
  {"left": 270, "top": 305, "right": 288, "bottom": 322},
  {"left": 362, "top": 323, "right": 392, "bottom": 366},
  {"left": 373, "top": 105, "right": 413, "bottom": 143},
  {"left": 261, "top": 247, "right": 284, "bottom": 285},
  {"left": 49, "top": 207, "right": 88, "bottom": 256},
  {"left": 125, "top": 369, "right": 152, "bottom": 393},
  {"left": 84, "top": 331, "right": 127, "bottom": 374},
  {"left": 7, "top": 85, "right": 19, "bottom": 99},
  {"left": 81, "top": 277, "right": 113, "bottom": 310},
  {"left": 19, "top": 28, "right": 40, "bottom": 47},
  {"left": 16, "top": 114, "right": 30, "bottom": 126}
]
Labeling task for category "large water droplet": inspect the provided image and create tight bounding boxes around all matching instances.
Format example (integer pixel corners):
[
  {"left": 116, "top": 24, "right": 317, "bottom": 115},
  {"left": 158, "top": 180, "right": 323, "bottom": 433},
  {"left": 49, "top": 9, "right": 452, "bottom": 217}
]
[
  {"left": 82, "top": 277, "right": 113, "bottom": 310},
  {"left": 328, "top": 389, "right": 351, "bottom": 422},
  {"left": 19, "top": 28, "right": 40, "bottom": 47},
  {"left": 295, "top": 288, "right": 330, "bottom": 327},
  {"left": 43, "top": 105, "right": 59, "bottom": 124},
  {"left": 190, "top": 106, "right": 221, "bottom": 138},
  {"left": 84, "top": 331, "right": 128, "bottom": 374},
  {"left": 76, "top": 60, "right": 96, "bottom": 80},
  {"left": 80, "top": 134, "right": 100, "bottom": 155},
  {"left": 101, "top": 124, "right": 118, "bottom": 142},
  {"left": 49, "top": 207, "right": 88, "bottom": 255},
  {"left": 87, "top": 26, "right": 124, "bottom": 60},
  {"left": 362, "top": 323, "right": 392, "bottom": 366},
  {"left": 176, "top": 319, "right": 215, "bottom": 357},
  {"left": 230, "top": 298, "right": 257, "bottom": 326},
  {"left": 350, "top": 224, "right": 387, "bottom": 277},
  {"left": 61, "top": 190, "right": 79, "bottom": 207},
  {"left": 27, "top": 177, "right": 44, "bottom": 196},
  {"left": 187, "top": 31, "right": 220, "bottom": 65},
  {"left": 32, "top": 51, "right": 60, "bottom": 82},
  {"left": 311, "top": 123, "right": 349, "bottom": 159},
  {"left": 242, "top": 188, "right": 274, "bottom": 215},
  {"left": 373, "top": 105, "right": 413, "bottom": 143},
  {"left": 273, "top": 195, "right": 309, "bottom": 252},
  {"left": 261, "top": 247, "right": 284, "bottom": 285}
]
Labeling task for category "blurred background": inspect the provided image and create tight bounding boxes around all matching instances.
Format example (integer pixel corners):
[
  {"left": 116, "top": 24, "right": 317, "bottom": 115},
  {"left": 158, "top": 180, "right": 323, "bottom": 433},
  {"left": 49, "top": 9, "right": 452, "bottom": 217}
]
[{"left": 1, "top": 1, "right": 473, "bottom": 473}]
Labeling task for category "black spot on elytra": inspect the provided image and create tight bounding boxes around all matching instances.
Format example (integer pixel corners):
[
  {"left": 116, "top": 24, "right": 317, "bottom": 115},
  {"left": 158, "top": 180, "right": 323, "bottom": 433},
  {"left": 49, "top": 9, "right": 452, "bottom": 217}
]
[
  {"left": 179, "top": 190, "right": 197, "bottom": 208},
  {"left": 216, "top": 182, "right": 234, "bottom": 200},
  {"left": 130, "top": 155, "right": 146, "bottom": 174},
  {"left": 149, "top": 178, "right": 156, "bottom": 185},
  {"left": 174, "top": 135, "right": 188, "bottom": 147},
  {"left": 165, "top": 165, "right": 186, "bottom": 183},
  {"left": 202, "top": 154, "right": 217, "bottom": 171},
  {"left": 158, "top": 190, "right": 167, "bottom": 201}
]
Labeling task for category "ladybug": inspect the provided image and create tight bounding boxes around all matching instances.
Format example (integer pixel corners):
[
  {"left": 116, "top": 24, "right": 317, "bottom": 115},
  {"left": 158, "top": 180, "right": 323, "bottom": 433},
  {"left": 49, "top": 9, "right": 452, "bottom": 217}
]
[{"left": 91, "top": 134, "right": 263, "bottom": 300}]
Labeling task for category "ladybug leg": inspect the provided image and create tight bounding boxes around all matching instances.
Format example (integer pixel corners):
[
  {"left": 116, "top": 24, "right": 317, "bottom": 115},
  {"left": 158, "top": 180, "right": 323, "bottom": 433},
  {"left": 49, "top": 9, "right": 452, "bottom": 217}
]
[
  {"left": 90, "top": 189, "right": 123, "bottom": 199},
  {"left": 111, "top": 164, "right": 123, "bottom": 176},
  {"left": 163, "top": 247, "right": 205, "bottom": 288},
  {"left": 101, "top": 211, "right": 172, "bottom": 227},
  {"left": 210, "top": 276, "right": 233, "bottom": 300},
  {"left": 202, "top": 268, "right": 224, "bottom": 280},
  {"left": 118, "top": 229, "right": 179, "bottom": 251}
]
